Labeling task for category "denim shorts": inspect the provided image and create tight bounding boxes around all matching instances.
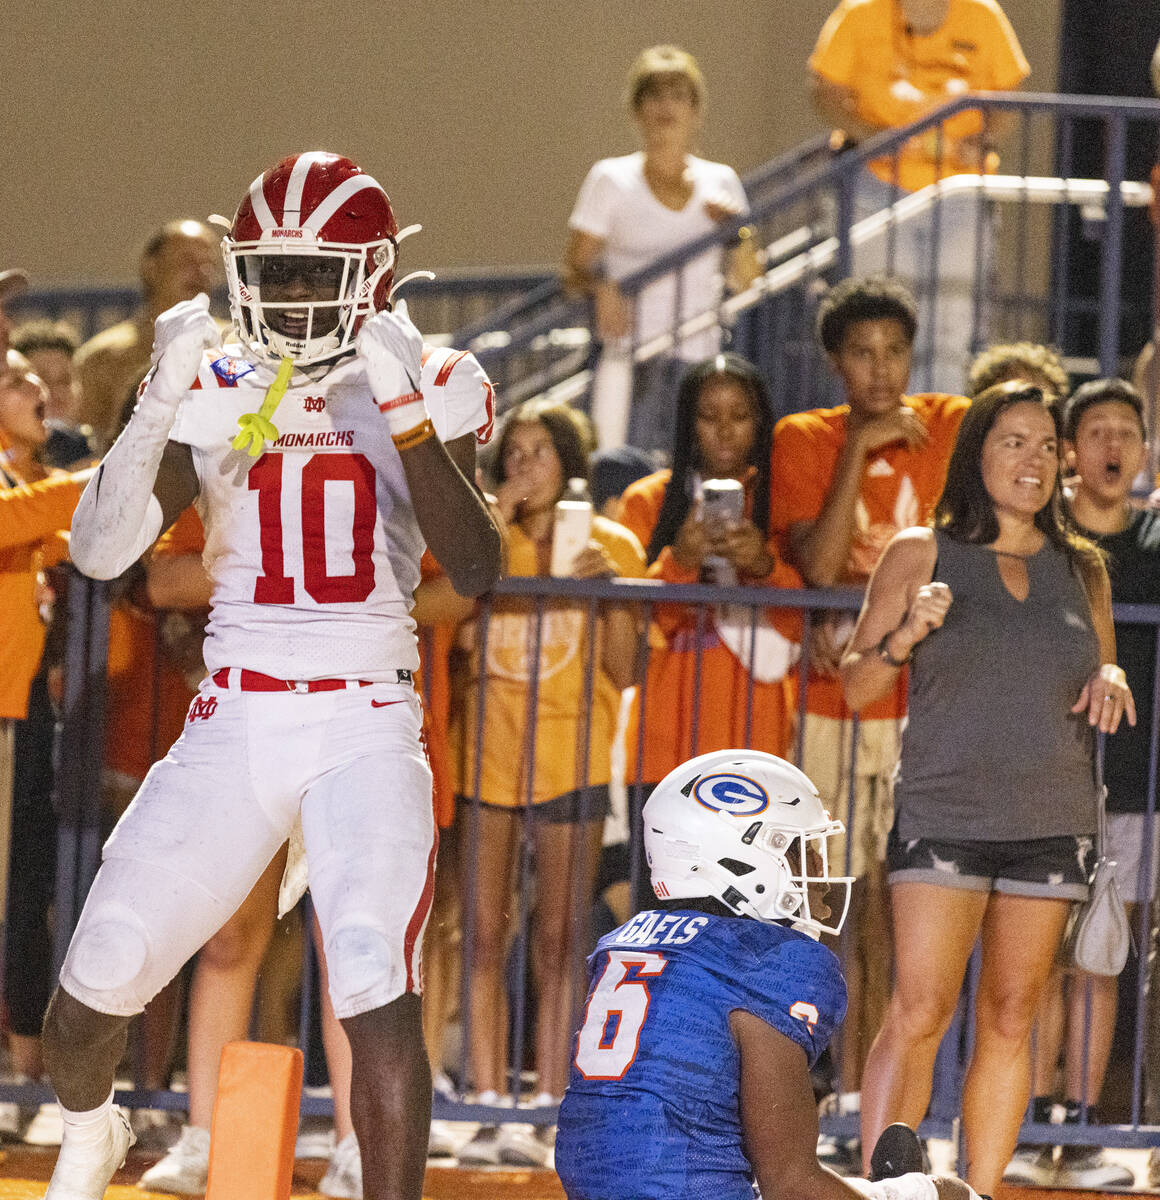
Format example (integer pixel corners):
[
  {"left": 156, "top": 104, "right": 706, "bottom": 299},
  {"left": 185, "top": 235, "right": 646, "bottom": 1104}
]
[{"left": 886, "top": 820, "right": 1094, "bottom": 901}]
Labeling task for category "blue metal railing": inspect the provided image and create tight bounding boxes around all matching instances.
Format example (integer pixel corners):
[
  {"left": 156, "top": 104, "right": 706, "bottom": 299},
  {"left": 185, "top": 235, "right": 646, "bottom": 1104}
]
[
  {"left": 11, "top": 98, "right": 1156, "bottom": 428},
  {"left": 7, "top": 268, "right": 556, "bottom": 345},
  {"left": 12, "top": 570, "right": 1157, "bottom": 1172},
  {"left": 450, "top": 93, "right": 1160, "bottom": 426}
]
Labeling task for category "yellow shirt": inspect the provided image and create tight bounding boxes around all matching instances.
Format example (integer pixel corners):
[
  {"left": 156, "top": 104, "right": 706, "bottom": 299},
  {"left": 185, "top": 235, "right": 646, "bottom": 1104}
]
[
  {"left": 452, "top": 515, "right": 645, "bottom": 808},
  {"left": 810, "top": 0, "right": 1029, "bottom": 191}
]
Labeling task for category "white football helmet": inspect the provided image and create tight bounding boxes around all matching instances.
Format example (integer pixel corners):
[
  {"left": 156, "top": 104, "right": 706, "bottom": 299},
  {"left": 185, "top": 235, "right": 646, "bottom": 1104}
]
[{"left": 643, "top": 749, "right": 853, "bottom": 937}]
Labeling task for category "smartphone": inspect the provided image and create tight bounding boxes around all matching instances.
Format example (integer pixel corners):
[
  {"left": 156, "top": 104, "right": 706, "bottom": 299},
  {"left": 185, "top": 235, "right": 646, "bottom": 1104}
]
[{"left": 701, "top": 478, "right": 745, "bottom": 529}]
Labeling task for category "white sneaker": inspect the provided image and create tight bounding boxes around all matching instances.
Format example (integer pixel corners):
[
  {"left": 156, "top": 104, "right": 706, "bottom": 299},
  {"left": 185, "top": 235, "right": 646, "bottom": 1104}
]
[
  {"left": 0, "top": 1099, "right": 33, "bottom": 1141},
  {"left": 427, "top": 1120, "right": 458, "bottom": 1160},
  {"left": 25, "top": 1101, "right": 65, "bottom": 1146},
  {"left": 295, "top": 1122, "right": 335, "bottom": 1160},
  {"left": 456, "top": 1124, "right": 501, "bottom": 1166},
  {"left": 1002, "top": 1143, "right": 1055, "bottom": 1186},
  {"left": 137, "top": 1124, "right": 210, "bottom": 1193},
  {"left": 497, "top": 1122, "right": 554, "bottom": 1168},
  {"left": 45, "top": 1107, "right": 135, "bottom": 1200},
  {"left": 130, "top": 1108, "right": 177, "bottom": 1153},
  {"left": 318, "top": 1132, "right": 362, "bottom": 1200},
  {"left": 1054, "top": 1144, "right": 1136, "bottom": 1189}
]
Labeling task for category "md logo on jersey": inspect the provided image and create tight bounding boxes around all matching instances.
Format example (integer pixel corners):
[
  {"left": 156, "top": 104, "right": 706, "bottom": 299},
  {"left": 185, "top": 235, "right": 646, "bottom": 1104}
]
[
  {"left": 303, "top": 396, "right": 326, "bottom": 413},
  {"left": 692, "top": 773, "right": 769, "bottom": 817},
  {"left": 187, "top": 695, "right": 218, "bottom": 722}
]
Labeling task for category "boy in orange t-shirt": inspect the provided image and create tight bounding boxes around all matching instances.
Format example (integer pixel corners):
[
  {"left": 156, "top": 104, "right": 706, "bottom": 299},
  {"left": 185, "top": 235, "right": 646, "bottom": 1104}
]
[{"left": 770, "top": 277, "right": 967, "bottom": 1105}]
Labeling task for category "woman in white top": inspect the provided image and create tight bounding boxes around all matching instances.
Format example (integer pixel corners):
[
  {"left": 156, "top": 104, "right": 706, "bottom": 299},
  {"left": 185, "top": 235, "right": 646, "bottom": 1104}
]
[{"left": 564, "top": 46, "right": 756, "bottom": 456}]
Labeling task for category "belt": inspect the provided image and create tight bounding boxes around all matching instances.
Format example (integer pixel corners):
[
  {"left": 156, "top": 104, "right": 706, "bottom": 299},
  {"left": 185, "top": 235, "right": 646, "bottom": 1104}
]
[{"left": 211, "top": 667, "right": 412, "bottom": 694}]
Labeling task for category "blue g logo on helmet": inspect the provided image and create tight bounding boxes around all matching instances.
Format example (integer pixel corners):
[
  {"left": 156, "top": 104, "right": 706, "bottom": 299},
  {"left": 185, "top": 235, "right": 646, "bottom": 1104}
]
[{"left": 692, "top": 773, "right": 769, "bottom": 817}]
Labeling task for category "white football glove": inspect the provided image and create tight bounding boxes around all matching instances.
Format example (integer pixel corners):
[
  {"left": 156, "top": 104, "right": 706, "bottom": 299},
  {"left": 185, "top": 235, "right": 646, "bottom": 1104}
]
[
  {"left": 147, "top": 293, "right": 220, "bottom": 409},
  {"left": 356, "top": 302, "right": 429, "bottom": 437}
]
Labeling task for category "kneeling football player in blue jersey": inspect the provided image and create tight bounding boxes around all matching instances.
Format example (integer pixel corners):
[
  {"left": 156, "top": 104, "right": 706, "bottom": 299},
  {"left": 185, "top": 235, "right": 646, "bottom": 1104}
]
[{"left": 555, "top": 750, "right": 985, "bottom": 1200}]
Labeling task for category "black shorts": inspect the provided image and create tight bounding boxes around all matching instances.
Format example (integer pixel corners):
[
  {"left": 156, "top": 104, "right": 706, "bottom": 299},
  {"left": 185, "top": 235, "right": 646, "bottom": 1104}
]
[
  {"left": 886, "top": 821, "right": 1094, "bottom": 900},
  {"left": 456, "top": 785, "right": 611, "bottom": 826}
]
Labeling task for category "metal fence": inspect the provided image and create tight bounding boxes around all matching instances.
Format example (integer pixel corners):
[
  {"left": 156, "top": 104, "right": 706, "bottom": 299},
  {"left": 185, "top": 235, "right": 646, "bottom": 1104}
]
[
  {"left": 7, "top": 570, "right": 1157, "bottom": 1171},
  {"left": 448, "top": 93, "right": 1160, "bottom": 432},
  {"left": 10, "top": 94, "right": 1157, "bottom": 432}
]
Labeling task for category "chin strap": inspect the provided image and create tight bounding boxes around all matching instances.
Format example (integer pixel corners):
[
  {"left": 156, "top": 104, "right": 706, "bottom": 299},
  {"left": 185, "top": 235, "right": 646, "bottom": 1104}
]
[{"left": 233, "top": 356, "right": 293, "bottom": 456}]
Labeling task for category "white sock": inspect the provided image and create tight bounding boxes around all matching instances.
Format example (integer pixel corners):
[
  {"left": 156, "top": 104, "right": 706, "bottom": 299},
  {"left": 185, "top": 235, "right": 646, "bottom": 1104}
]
[{"left": 59, "top": 1090, "right": 114, "bottom": 1146}]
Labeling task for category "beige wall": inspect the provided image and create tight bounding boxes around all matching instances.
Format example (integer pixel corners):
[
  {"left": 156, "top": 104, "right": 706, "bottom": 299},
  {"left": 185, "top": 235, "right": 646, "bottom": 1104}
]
[{"left": 3, "top": 1, "right": 1059, "bottom": 287}]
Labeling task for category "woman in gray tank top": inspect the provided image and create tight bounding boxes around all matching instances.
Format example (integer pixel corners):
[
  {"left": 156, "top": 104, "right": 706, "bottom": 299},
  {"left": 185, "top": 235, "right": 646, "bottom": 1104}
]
[{"left": 836, "top": 382, "right": 1135, "bottom": 1198}]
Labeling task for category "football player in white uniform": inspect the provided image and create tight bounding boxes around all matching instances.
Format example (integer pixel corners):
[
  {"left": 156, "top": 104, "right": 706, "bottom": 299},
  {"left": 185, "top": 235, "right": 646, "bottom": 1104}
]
[{"left": 42, "top": 151, "right": 502, "bottom": 1200}]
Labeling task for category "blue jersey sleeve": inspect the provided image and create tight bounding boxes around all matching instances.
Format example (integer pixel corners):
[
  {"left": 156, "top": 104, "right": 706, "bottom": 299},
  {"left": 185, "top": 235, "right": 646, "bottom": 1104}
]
[{"left": 739, "top": 934, "right": 847, "bottom": 1067}]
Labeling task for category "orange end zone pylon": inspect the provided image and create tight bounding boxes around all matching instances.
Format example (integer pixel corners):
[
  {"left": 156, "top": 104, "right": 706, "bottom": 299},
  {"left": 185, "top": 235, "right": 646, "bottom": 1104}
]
[{"left": 204, "top": 1041, "right": 304, "bottom": 1200}]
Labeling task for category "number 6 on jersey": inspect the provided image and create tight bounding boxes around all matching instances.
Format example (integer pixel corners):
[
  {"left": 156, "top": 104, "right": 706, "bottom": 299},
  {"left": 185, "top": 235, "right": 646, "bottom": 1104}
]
[{"left": 574, "top": 950, "right": 668, "bottom": 1080}]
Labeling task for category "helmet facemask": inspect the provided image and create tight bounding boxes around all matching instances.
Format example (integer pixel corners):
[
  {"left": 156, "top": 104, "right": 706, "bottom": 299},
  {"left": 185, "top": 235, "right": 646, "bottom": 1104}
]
[
  {"left": 224, "top": 234, "right": 397, "bottom": 367},
  {"left": 740, "top": 822, "right": 851, "bottom": 936}
]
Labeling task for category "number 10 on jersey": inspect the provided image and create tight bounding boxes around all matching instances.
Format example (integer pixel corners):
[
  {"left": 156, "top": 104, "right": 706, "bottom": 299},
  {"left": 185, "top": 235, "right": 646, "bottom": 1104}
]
[{"left": 250, "top": 451, "right": 378, "bottom": 604}]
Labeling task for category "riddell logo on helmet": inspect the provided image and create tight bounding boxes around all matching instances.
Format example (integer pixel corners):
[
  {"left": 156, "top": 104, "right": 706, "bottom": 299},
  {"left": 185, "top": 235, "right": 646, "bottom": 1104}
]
[{"left": 271, "top": 228, "right": 304, "bottom": 238}]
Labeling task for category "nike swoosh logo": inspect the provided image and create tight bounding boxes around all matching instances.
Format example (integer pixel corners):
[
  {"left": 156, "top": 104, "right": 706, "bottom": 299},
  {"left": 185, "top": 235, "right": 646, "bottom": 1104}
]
[{"left": 371, "top": 699, "right": 405, "bottom": 708}]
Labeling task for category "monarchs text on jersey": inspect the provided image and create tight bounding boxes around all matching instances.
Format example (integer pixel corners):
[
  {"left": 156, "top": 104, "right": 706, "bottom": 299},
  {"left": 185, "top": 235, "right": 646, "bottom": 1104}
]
[
  {"left": 555, "top": 910, "right": 847, "bottom": 1200},
  {"left": 167, "top": 344, "right": 494, "bottom": 679}
]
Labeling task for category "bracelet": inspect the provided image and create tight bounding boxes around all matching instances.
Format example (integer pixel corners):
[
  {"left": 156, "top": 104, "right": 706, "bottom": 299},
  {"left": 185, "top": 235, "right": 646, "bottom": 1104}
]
[
  {"left": 376, "top": 389, "right": 424, "bottom": 417},
  {"left": 391, "top": 418, "right": 436, "bottom": 452},
  {"left": 876, "top": 627, "right": 913, "bottom": 668}
]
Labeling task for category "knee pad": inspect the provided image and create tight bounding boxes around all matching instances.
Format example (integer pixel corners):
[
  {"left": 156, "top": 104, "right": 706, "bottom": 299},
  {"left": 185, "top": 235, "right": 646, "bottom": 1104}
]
[
  {"left": 62, "top": 901, "right": 152, "bottom": 1011},
  {"left": 326, "top": 921, "right": 406, "bottom": 1016}
]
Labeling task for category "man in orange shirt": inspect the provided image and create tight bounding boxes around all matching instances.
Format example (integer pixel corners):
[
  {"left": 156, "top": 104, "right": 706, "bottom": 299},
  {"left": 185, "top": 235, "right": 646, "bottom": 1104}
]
[
  {"left": 770, "top": 277, "right": 968, "bottom": 1162},
  {"left": 809, "top": 0, "right": 1029, "bottom": 394}
]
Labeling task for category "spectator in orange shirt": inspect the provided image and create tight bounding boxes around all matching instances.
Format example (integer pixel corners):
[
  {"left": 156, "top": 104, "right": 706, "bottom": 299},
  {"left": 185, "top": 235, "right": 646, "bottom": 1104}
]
[
  {"left": 616, "top": 353, "right": 802, "bottom": 791},
  {"left": 11, "top": 322, "right": 93, "bottom": 470},
  {"left": 0, "top": 362, "right": 86, "bottom": 1117},
  {"left": 769, "top": 277, "right": 968, "bottom": 1144},
  {"left": 452, "top": 400, "right": 644, "bottom": 1164},
  {"left": 810, "top": 0, "right": 1029, "bottom": 393}
]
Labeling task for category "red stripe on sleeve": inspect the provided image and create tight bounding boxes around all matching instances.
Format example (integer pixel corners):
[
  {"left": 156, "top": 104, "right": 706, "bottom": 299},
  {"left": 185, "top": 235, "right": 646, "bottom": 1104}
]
[{"left": 433, "top": 349, "right": 470, "bottom": 387}]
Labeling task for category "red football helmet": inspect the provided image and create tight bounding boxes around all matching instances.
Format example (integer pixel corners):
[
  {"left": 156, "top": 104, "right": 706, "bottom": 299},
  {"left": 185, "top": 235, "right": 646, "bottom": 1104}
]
[{"left": 222, "top": 152, "right": 399, "bottom": 366}]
